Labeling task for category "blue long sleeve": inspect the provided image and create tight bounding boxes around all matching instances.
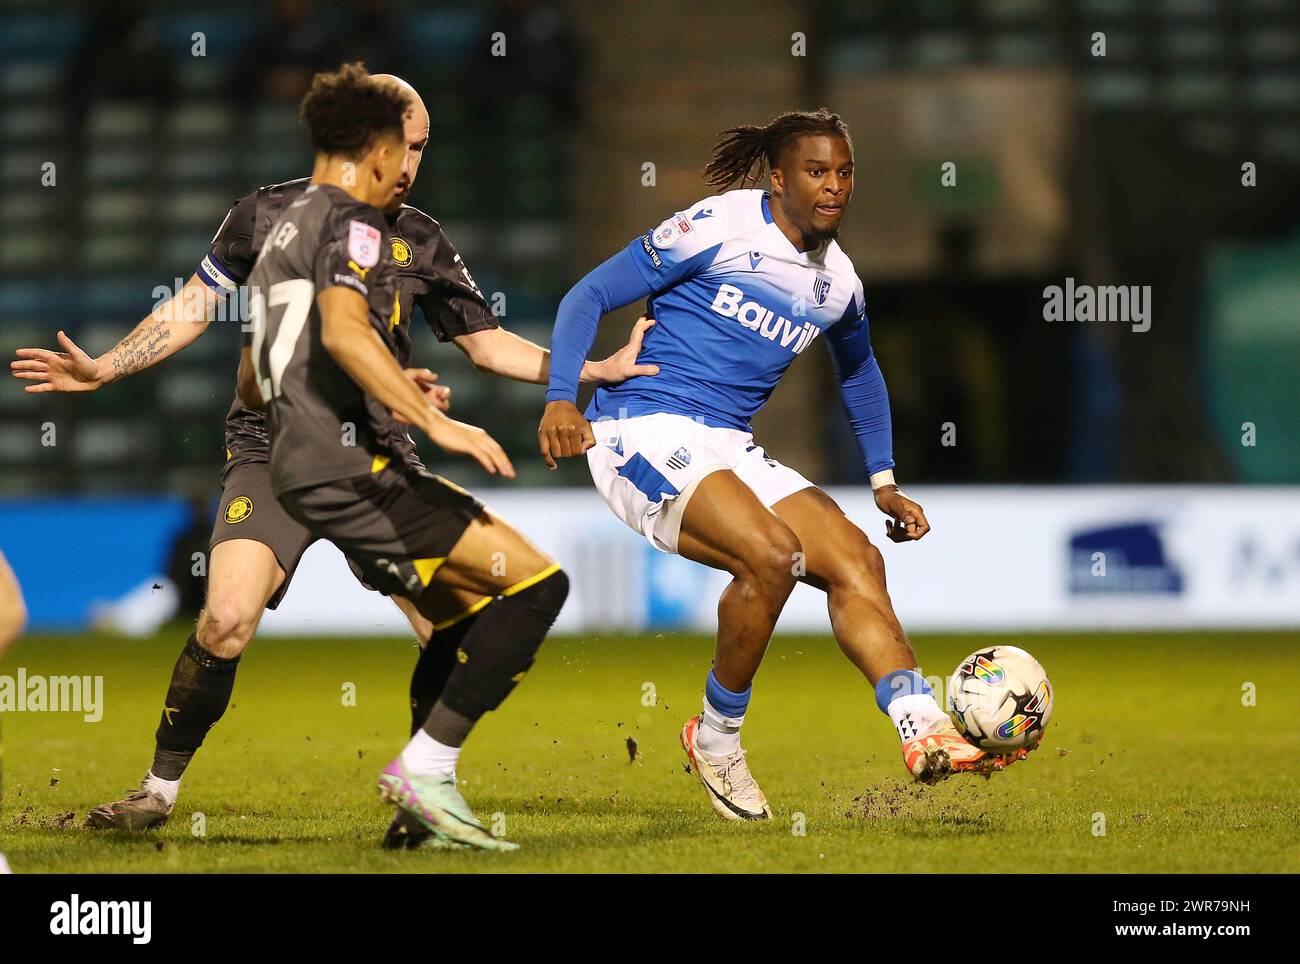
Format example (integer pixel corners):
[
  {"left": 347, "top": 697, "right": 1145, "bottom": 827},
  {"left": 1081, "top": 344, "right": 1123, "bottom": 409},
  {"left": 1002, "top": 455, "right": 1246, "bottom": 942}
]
[
  {"left": 826, "top": 317, "right": 895, "bottom": 476},
  {"left": 547, "top": 247, "right": 656, "bottom": 403}
]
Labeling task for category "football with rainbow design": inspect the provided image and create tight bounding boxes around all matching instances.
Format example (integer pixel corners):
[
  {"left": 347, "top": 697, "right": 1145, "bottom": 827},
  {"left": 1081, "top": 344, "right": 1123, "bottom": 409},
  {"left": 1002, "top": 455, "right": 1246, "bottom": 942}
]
[{"left": 946, "top": 645, "right": 1053, "bottom": 752}]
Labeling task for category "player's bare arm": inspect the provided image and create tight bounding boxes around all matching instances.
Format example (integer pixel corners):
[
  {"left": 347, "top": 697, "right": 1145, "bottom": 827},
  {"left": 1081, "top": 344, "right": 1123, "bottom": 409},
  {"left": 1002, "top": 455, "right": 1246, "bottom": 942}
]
[
  {"left": 10, "top": 273, "right": 220, "bottom": 392},
  {"left": 0, "top": 549, "right": 27, "bottom": 657},
  {"left": 454, "top": 314, "right": 659, "bottom": 386},
  {"left": 317, "top": 286, "right": 513, "bottom": 477}
]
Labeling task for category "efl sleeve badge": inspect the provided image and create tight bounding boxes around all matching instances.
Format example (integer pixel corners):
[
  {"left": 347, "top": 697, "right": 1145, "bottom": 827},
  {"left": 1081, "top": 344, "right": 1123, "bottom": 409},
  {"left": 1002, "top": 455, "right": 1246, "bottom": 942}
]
[{"left": 348, "top": 220, "right": 382, "bottom": 268}]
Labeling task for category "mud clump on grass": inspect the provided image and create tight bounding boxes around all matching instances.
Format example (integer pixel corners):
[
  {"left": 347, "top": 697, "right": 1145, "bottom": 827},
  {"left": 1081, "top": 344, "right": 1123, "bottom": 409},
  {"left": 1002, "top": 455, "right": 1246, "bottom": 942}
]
[{"left": 848, "top": 780, "right": 995, "bottom": 830}]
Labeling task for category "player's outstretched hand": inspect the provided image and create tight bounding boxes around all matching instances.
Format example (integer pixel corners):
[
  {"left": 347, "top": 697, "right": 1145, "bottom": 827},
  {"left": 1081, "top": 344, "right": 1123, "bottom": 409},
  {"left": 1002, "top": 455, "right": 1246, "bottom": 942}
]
[
  {"left": 403, "top": 367, "right": 451, "bottom": 412},
  {"left": 538, "top": 399, "right": 595, "bottom": 470},
  {"left": 10, "top": 330, "right": 103, "bottom": 393},
  {"left": 424, "top": 412, "right": 515, "bottom": 478},
  {"left": 590, "top": 315, "right": 661, "bottom": 384},
  {"left": 876, "top": 486, "right": 931, "bottom": 542}
]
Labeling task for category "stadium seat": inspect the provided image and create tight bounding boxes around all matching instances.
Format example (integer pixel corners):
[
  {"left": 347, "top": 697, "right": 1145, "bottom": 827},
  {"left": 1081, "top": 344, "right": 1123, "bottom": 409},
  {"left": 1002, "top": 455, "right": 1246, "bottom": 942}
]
[
  {"left": 1, "top": 103, "right": 64, "bottom": 140},
  {"left": 497, "top": 223, "right": 566, "bottom": 263},
  {"left": 86, "top": 102, "right": 157, "bottom": 141},
  {"left": 250, "top": 104, "right": 301, "bottom": 138},
  {"left": 85, "top": 147, "right": 154, "bottom": 184},
  {"left": 1247, "top": 72, "right": 1300, "bottom": 109},
  {"left": 908, "top": 33, "right": 976, "bottom": 69},
  {"left": 176, "top": 60, "right": 232, "bottom": 96},
  {"left": 163, "top": 189, "right": 231, "bottom": 228},
  {"left": 72, "top": 417, "right": 156, "bottom": 465},
  {"left": 0, "top": 60, "right": 64, "bottom": 97},
  {"left": 2, "top": 148, "right": 64, "bottom": 186},
  {"left": 245, "top": 141, "right": 312, "bottom": 183},
  {"left": 1260, "top": 123, "right": 1300, "bottom": 159},
  {"left": 85, "top": 190, "right": 153, "bottom": 228},
  {"left": 159, "top": 371, "right": 228, "bottom": 414},
  {"left": 0, "top": 230, "right": 61, "bottom": 273},
  {"left": 1164, "top": 72, "right": 1233, "bottom": 110},
  {"left": 989, "top": 32, "right": 1062, "bottom": 65},
  {"left": 0, "top": 422, "right": 43, "bottom": 463},
  {"left": 1162, "top": 28, "right": 1225, "bottom": 62},
  {"left": 82, "top": 234, "right": 153, "bottom": 271},
  {"left": 826, "top": 39, "right": 893, "bottom": 75},
  {"left": 1082, "top": 72, "right": 1153, "bottom": 108},
  {"left": 161, "top": 146, "right": 239, "bottom": 183},
  {"left": 164, "top": 101, "right": 237, "bottom": 141},
  {"left": 1244, "top": 28, "right": 1300, "bottom": 64}
]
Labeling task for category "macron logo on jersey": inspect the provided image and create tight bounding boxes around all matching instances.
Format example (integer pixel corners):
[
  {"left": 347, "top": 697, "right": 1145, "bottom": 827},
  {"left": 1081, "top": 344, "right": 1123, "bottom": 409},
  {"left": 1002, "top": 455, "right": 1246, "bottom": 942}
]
[{"left": 710, "top": 283, "right": 822, "bottom": 355}]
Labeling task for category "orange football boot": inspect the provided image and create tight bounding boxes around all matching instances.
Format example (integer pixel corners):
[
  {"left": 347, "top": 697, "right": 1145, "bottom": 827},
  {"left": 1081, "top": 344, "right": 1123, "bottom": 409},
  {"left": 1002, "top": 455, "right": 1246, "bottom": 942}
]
[{"left": 902, "top": 717, "right": 1031, "bottom": 784}]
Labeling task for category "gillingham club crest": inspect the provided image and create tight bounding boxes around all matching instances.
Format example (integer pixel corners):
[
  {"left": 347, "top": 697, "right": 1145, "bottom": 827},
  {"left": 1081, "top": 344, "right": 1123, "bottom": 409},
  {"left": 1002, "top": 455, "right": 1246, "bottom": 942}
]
[{"left": 812, "top": 272, "right": 832, "bottom": 307}]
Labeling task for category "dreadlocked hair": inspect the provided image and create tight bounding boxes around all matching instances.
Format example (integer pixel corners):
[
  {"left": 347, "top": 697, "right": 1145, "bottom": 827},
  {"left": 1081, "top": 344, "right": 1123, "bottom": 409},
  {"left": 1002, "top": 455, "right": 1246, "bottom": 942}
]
[
  {"left": 299, "top": 61, "right": 410, "bottom": 159},
  {"left": 702, "top": 108, "right": 851, "bottom": 189}
]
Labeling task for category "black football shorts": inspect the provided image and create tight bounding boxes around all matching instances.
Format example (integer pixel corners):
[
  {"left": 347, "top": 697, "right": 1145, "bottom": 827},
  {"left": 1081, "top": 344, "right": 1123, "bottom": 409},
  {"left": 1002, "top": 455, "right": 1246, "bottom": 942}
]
[
  {"left": 278, "top": 463, "right": 484, "bottom": 603},
  {"left": 210, "top": 457, "right": 315, "bottom": 609}
]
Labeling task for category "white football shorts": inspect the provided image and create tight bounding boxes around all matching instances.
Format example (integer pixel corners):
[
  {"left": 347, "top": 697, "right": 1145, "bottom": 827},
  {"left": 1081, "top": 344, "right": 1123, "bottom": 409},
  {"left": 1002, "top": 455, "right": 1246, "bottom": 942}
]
[{"left": 586, "top": 412, "right": 814, "bottom": 554}]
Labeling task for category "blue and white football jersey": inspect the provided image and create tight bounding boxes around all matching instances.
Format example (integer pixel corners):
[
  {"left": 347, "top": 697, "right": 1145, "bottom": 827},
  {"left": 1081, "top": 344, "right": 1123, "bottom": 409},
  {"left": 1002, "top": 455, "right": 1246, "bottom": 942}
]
[{"left": 587, "top": 189, "right": 867, "bottom": 430}]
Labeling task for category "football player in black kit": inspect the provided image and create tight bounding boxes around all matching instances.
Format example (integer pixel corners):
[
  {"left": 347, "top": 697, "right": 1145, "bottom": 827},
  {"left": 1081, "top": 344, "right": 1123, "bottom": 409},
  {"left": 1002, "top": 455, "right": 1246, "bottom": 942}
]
[
  {"left": 246, "top": 64, "right": 574, "bottom": 850},
  {"left": 11, "top": 71, "right": 657, "bottom": 849}
]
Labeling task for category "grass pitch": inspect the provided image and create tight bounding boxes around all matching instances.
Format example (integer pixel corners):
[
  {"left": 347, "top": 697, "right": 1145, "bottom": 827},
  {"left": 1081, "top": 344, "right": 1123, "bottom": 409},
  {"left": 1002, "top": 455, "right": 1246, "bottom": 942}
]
[{"left": 2, "top": 629, "right": 1297, "bottom": 873}]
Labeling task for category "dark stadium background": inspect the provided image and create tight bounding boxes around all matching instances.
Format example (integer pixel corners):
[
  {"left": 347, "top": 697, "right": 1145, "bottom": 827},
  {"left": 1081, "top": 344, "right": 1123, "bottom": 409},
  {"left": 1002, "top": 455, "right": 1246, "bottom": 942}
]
[{"left": 2, "top": 0, "right": 1297, "bottom": 497}]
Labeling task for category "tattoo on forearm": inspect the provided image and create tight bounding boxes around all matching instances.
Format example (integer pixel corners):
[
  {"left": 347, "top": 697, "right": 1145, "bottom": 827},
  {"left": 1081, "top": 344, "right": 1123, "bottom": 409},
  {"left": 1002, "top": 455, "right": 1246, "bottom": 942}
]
[{"left": 110, "top": 317, "right": 171, "bottom": 380}]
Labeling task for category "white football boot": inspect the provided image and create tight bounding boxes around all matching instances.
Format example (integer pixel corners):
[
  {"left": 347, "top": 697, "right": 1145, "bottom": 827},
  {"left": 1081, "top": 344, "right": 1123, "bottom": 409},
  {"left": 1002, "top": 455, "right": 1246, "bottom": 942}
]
[{"left": 680, "top": 715, "right": 773, "bottom": 821}]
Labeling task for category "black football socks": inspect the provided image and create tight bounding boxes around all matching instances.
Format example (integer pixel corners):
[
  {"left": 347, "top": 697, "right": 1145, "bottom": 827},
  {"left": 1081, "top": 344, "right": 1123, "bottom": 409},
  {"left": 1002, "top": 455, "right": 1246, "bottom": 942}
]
[
  {"left": 420, "top": 568, "right": 569, "bottom": 746},
  {"left": 151, "top": 633, "right": 240, "bottom": 781},
  {"left": 408, "top": 611, "right": 480, "bottom": 737}
]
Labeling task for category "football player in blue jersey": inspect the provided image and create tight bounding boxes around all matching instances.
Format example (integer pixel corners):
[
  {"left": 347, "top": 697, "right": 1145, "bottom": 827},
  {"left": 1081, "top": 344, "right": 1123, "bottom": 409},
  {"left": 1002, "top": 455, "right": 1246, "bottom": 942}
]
[{"left": 541, "top": 109, "right": 1029, "bottom": 821}]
